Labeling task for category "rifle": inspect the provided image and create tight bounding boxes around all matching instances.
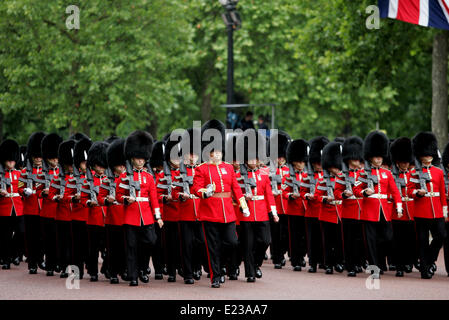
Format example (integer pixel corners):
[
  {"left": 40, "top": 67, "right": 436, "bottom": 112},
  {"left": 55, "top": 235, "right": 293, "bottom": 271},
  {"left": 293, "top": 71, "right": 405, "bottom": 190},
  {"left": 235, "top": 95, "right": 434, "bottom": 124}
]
[
  {"left": 0, "top": 163, "right": 11, "bottom": 191},
  {"left": 361, "top": 160, "right": 378, "bottom": 190},
  {"left": 341, "top": 161, "right": 355, "bottom": 192},
  {"left": 19, "top": 159, "right": 45, "bottom": 191},
  {"left": 391, "top": 163, "right": 406, "bottom": 195},
  {"left": 437, "top": 150, "right": 449, "bottom": 195},
  {"left": 322, "top": 169, "right": 335, "bottom": 199},
  {"left": 414, "top": 158, "right": 429, "bottom": 192},
  {"left": 125, "top": 160, "right": 141, "bottom": 198},
  {"left": 84, "top": 168, "right": 99, "bottom": 203},
  {"left": 173, "top": 161, "right": 193, "bottom": 197},
  {"left": 239, "top": 163, "right": 257, "bottom": 196},
  {"left": 285, "top": 163, "right": 302, "bottom": 195},
  {"left": 269, "top": 160, "right": 283, "bottom": 195},
  {"left": 305, "top": 160, "right": 317, "bottom": 196},
  {"left": 100, "top": 167, "right": 116, "bottom": 199},
  {"left": 157, "top": 160, "right": 173, "bottom": 198},
  {"left": 41, "top": 160, "right": 54, "bottom": 189},
  {"left": 50, "top": 163, "right": 66, "bottom": 197}
]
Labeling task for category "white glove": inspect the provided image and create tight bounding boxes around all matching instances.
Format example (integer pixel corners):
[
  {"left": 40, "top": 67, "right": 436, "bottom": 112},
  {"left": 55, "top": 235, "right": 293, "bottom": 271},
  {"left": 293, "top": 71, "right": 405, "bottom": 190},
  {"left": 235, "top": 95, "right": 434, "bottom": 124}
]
[
  {"left": 242, "top": 208, "right": 250, "bottom": 218},
  {"left": 204, "top": 184, "right": 215, "bottom": 198},
  {"left": 154, "top": 208, "right": 162, "bottom": 220},
  {"left": 397, "top": 209, "right": 403, "bottom": 219},
  {"left": 443, "top": 206, "right": 448, "bottom": 219},
  {"left": 24, "top": 188, "right": 33, "bottom": 197}
]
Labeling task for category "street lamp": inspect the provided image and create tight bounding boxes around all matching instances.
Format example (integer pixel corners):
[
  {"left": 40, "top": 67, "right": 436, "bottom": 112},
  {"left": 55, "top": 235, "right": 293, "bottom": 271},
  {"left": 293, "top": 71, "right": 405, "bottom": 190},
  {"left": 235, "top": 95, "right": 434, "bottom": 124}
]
[{"left": 218, "top": 0, "right": 241, "bottom": 128}]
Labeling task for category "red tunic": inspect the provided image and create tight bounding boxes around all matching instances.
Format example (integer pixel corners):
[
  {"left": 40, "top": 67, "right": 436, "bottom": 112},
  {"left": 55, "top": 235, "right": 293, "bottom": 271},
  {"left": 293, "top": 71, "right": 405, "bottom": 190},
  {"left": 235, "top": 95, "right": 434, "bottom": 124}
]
[
  {"left": 270, "top": 165, "right": 290, "bottom": 215},
  {"left": 191, "top": 161, "right": 244, "bottom": 223},
  {"left": 334, "top": 170, "right": 363, "bottom": 220},
  {"left": 176, "top": 166, "right": 201, "bottom": 222},
  {"left": 409, "top": 165, "right": 447, "bottom": 219},
  {"left": 70, "top": 173, "right": 89, "bottom": 222},
  {"left": 39, "top": 166, "right": 59, "bottom": 219},
  {"left": 281, "top": 170, "right": 308, "bottom": 216},
  {"left": 0, "top": 169, "right": 23, "bottom": 217},
  {"left": 49, "top": 174, "right": 76, "bottom": 222},
  {"left": 304, "top": 171, "right": 324, "bottom": 218},
  {"left": 98, "top": 175, "right": 125, "bottom": 226},
  {"left": 315, "top": 175, "right": 342, "bottom": 224},
  {"left": 391, "top": 170, "right": 416, "bottom": 221},
  {"left": 18, "top": 167, "right": 44, "bottom": 215},
  {"left": 81, "top": 173, "right": 106, "bottom": 227},
  {"left": 157, "top": 168, "right": 180, "bottom": 222},
  {"left": 116, "top": 169, "right": 160, "bottom": 226},
  {"left": 237, "top": 168, "right": 276, "bottom": 222},
  {"left": 353, "top": 167, "right": 402, "bottom": 222}
]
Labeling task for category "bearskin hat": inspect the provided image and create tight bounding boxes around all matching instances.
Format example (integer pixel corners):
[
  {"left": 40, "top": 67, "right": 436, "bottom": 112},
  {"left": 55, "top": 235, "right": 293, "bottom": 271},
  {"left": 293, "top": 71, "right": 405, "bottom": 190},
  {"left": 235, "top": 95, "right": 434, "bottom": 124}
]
[
  {"left": 390, "top": 137, "right": 413, "bottom": 164},
  {"left": 69, "top": 133, "right": 90, "bottom": 142},
  {"left": 104, "top": 135, "right": 120, "bottom": 144},
  {"left": 124, "top": 130, "right": 154, "bottom": 161},
  {"left": 17, "top": 145, "right": 27, "bottom": 169},
  {"left": 0, "top": 139, "right": 20, "bottom": 163},
  {"left": 150, "top": 141, "right": 165, "bottom": 168},
  {"left": 309, "top": 136, "right": 329, "bottom": 164},
  {"left": 363, "top": 131, "right": 389, "bottom": 160},
  {"left": 235, "top": 129, "right": 267, "bottom": 163},
  {"left": 412, "top": 131, "right": 439, "bottom": 160},
  {"left": 201, "top": 119, "right": 226, "bottom": 157},
  {"left": 342, "top": 136, "right": 363, "bottom": 164},
  {"left": 164, "top": 133, "right": 181, "bottom": 162},
  {"left": 26, "top": 132, "right": 46, "bottom": 159},
  {"left": 107, "top": 138, "right": 126, "bottom": 170},
  {"left": 286, "top": 139, "right": 309, "bottom": 164},
  {"left": 41, "top": 133, "right": 63, "bottom": 160},
  {"left": 87, "top": 141, "right": 109, "bottom": 169},
  {"left": 58, "top": 140, "right": 76, "bottom": 167},
  {"left": 334, "top": 137, "right": 345, "bottom": 144},
  {"left": 321, "top": 141, "right": 343, "bottom": 171},
  {"left": 73, "top": 137, "right": 92, "bottom": 169},
  {"left": 269, "top": 130, "right": 291, "bottom": 160},
  {"left": 180, "top": 127, "right": 201, "bottom": 158}
]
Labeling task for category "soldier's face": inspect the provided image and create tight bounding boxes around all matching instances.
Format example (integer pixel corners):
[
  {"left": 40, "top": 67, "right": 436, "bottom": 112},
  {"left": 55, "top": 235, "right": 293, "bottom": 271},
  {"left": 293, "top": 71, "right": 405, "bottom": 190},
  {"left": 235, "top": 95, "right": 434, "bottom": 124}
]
[
  {"left": 32, "top": 157, "right": 42, "bottom": 167},
  {"left": 132, "top": 158, "right": 145, "bottom": 169},
  {"left": 348, "top": 159, "right": 360, "bottom": 169},
  {"left": 371, "top": 157, "right": 383, "bottom": 167},
  {"left": 293, "top": 161, "right": 305, "bottom": 171},
  {"left": 397, "top": 162, "right": 409, "bottom": 171},
  {"left": 329, "top": 167, "right": 340, "bottom": 175},
  {"left": 170, "top": 159, "right": 180, "bottom": 169},
  {"left": 47, "top": 158, "right": 58, "bottom": 168},
  {"left": 79, "top": 161, "right": 87, "bottom": 172},
  {"left": 420, "top": 156, "right": 433, "bottom": 165},
  {"left": 184, "top": 153, "right": 198, "bottom": 165},
  {"left": 93, "top": 165, "right": 105, "bottom": 175},
  {"left": 312, "top": 162, "right": 322, "bottom": 171},
  {"left": 65, "top": 164, "right": 73, "bottom": 174},
  {"left": 210, "top": 151, "right": 222, "bottom": 161},
  {"left": 114, "top": 165, "right": 125, "bottom": 175},
  {"left": 247, "top": 159, "right": 258, "bottom": 170},
  {"left": 5, "top": 160, "right": 15, "bottom": 170},
  {"left": 277, "top": 157, "right": 286, "bottom": 166},
  {"left": 232, "top": 161, "right": 240, "bottom": 171}
]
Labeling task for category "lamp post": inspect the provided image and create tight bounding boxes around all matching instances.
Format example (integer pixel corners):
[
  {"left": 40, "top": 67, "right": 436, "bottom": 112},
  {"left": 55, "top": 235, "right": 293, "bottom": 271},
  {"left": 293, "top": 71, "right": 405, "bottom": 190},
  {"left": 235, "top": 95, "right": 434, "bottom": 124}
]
[{"left": 219, "top": 0, "right": 241, "bottom": 128}]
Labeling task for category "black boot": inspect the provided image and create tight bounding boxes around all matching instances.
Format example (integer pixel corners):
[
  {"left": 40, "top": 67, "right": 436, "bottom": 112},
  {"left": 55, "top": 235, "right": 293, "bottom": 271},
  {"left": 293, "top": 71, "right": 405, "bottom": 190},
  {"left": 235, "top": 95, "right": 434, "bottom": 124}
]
[
  {"left": 139, "top": 270, "right": 149, "bottom": 283},
  {"left": 255, "top": 267, "right": 263, "bottom": 278}
]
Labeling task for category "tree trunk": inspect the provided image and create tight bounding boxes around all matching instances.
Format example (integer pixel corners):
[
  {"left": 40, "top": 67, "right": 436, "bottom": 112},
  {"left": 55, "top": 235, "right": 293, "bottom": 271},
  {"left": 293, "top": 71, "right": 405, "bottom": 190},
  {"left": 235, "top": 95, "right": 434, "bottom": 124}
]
[
  {"left": 146, "top": 107, "right": 158, "bottom": 139},
  {"left": 432, "top": 30, "right": 449, "bottom": 151},
  {"left": 201, "top": 82, "right": 212, "bottom": 123}
]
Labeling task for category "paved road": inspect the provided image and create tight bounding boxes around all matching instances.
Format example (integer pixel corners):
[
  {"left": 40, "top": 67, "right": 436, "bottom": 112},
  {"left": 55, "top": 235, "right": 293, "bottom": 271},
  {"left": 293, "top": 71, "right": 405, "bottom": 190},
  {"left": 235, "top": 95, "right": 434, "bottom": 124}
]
[{"left": 1, "top": 251, "right": 448, "bottom": 300}]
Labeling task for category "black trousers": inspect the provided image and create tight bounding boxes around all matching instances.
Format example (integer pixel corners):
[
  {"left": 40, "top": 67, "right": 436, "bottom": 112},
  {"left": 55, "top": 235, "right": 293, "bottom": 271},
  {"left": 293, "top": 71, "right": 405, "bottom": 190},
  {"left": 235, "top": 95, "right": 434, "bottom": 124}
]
[
  {"left": 0, "top": 216, "right": 16, "bottom": 264},
  {"left": 86, "top": 225, "right": 105, "bottom": 276},
  {"left": 342, "top": 218, "right": 365, "bottom": 271},
  {"left": 56, "top": 220, "right": 72, "bottom": 272},
  {"left": 392, "top": 220, "right": 417, "bottom": 271},
  {"left": 125, "top": 223, "right": 157, "bottom": 281},
  {"left": 286, "top": 215, "right": 307, "bottom": 267},
  {"left": 270, "top": 214, "right": 288, "bottom": 265},
  {"left": 305, "top": 217, "right": 323, "bottom": 267},
  {"left": 363, "top": 214, "right": 393, "bottom": 269},
  {"left": 24, "top": 215, "right": 41, "bottom": 269},
  {"left": 321, "top": 221, "right": 344, "bottom": 268},
  {"left": 11, "top": 215, "right": 25, "bottom": 261},
  {"left": 71, "top": 220, "right": 88, "bottom": 276},
  {"left": 444, "top": 222, "right": 449, "bottom": 274},
  {"left": 150, "top": 222, "right": 164, "bottom": 274},
  {"left": 106, "top": 225, "right": 126, "bottom": 277},
  {"left": 179, "top": 221, "right": 207, "bottom": 280},
  {"left": 40, "top": 217, "right": 57, "bottom": 271},
  {"left": 163, "top": 221, "right": 180, "bottom": 277},
  {"left": 415, "top": 217, "right": 447, "bottom": 273},
  {"left": 202, "top": 221, "right": 239, "bottom": 283},
  {"left": 239, "top": 221, "right": 271, "bottom": 278}
]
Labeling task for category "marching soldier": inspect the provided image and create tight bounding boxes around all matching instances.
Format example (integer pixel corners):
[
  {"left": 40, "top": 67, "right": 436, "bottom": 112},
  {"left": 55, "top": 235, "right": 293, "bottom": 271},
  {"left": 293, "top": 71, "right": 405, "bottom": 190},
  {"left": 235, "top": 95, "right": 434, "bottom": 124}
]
[
  {"left": 157, "top": 135, "right": 182, "bottom": 282},
  {"left": 177, "top": 128, "right": 208, "bottom": 284},
  {"left": 442, "top": 142, "right": 449, "bottom": 277},
  {"left": 334, "top": 137, "right": 365, "bottom": 277},
  {"left": 389, "top": 137, "right": 417, "bottom": 277},
  {"left": 39, "top": 133, "right": 63, "bottom": 276},
  {"left": 81, "top": 141, "right": 109, "bottom": 282},
  {"left": 116, "top": 130, "right": 163, "bottom": 286},
  {"left": 98, "top": 138, "right": 127, "bottom": 284},
  {"left": 353, "top": 131, "right": 402, "bottom": 277},
  {"left": 71, "top": 137, "right": 92, "bottom": 279},
  {"left": 18, "top": 132, "right": 46, "bottom": 274},
  {"left": 410, "top": 132, "right": 447, "bottom": 279},
  {"left": 268, "top": 131, "right": 290, "bottom": 269},
  {"left": 236, "top": 129, "right": 278, "bottom": 282},
  {"left": 48, "top": 139, "right": 76, "bottom": 278},
  {"left": 191, "top": 119, "right": 250, "bottom": 288},
  {"left": 0, "top": 139, "right": 23, "bottom": 270},
  {"left": 303, "top": 136, "right": 328, "bottom": 272},
  {"left": 282, "top": 139, "right": 309, "bottom": 271},
  {"left": 315, "top": 142, "right": 344, "bottom": 274}
]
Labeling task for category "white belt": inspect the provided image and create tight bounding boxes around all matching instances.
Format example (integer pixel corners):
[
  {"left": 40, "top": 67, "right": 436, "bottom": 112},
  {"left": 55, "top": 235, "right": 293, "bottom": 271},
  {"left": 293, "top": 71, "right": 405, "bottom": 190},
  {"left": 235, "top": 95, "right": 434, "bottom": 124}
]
[
  {"left": 368, "top": 194, "right": 388, "bottom": 199},
  {"left": 347, "top": 196, "right": 363, "bottom": 200},
  {"left": 329, "top": 200, "right": 342, "bottom": 205},
  {"left": 5, "top": 193, "right": 20, "bottom": 197},
  {"left": 251, "top": 195, "right": 265, "bottom": 201},
  {"left": 424, "top": 192, "right": 440, "bottom": 197},
  {"left": 135, "top": 197, "right": 149, "bottom": 202},
  {"left": 401, "top": 197, "right": 414, "bottom": 202}
]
